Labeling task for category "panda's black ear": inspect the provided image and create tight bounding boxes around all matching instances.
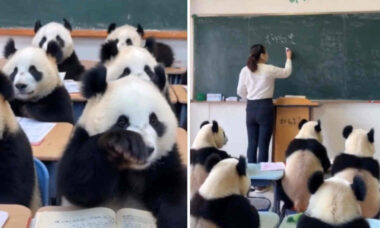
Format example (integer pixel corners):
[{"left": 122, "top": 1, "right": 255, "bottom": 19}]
[
  {"left": 343, "top": 125, "right": 353, "bottom": 139},
  {"left": 3, "top": 39, "right": 17, "bottom": 59},
  {"left": 152, "top": 65, "right": 166, "bottom": 91},
  {"left": 63, "top": 18, "right": 72, "bottom": 31},
  {"left": 205, "top": 154, "right": 222, "bottom": 172},
  {"left": 81, "top": 65, "right": 108, "bottom": 99},
  {"left": 46, "top": 41, "right": 63, "bottom": 63},
  {"left": 298, "top": 119, "right": 308, "bottom": 130},
  {"left": 100, "top": 40, "right": 118, "bottom": 63},
  {"left": 368, "top": 129, "right": 375, "bottom": 143},
  {"left": 145, "top": 37, "right": 156, "bottom": 55},
  {"left": 107, "top": 23, "right": 116, "bottom": 34},
  {"left": 200, "top": 121, "right": 210, "bottom": 129},
  {"left": 308, "top": 171, "right": 324, "bottom": 194},
  {"left": 315, "top": 120, "right": 321, "bottom": 132},
  {"left": 137, "top": 24, "right": 144, "bottom": 37},
  {"left": 212, "top": 121, "right": 219, "bottom": 133},
  {"left": 351, "top": 175, "right": 366, "bottom": 201},
  {"left": 236, "top": 156, "right": 246, "bottom": 176},
  {"left": 0, "top": 72, "right": 14, "bottom": 101},
  {"left": 34, "top": 20, "right": 42, "bottom": 33}
]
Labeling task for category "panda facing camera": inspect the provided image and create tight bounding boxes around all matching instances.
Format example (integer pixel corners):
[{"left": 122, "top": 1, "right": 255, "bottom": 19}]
[
  {"left": 32, "top": 19, "right": 85, "bottom": 81},
  {"left": 279, "top": 119, "right": 331, "bottom": 212},
  {"left": 2, "top": 39, "right": 74, "bottom": 124},
  {"left": 331, "top": 125, "right": 380, "bottom": 218},
  {"left": 58, "top": 74, "right": 186, "bottom": 227},
  {"left": 297, "top": 172, "right": 369, "bottom": 228}
]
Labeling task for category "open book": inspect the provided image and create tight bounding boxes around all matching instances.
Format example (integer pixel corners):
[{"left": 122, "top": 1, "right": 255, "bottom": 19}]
[
  {"left": 17, "top": 117, "right": 56, "bottom": 146},
  {"left": 34, "top": 207, "right": 156, "bottom": 228}
]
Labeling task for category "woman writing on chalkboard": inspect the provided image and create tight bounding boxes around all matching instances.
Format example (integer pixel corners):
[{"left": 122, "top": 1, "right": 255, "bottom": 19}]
[{"left": 237, "top": 44, "right": 292, "bottom": 165}]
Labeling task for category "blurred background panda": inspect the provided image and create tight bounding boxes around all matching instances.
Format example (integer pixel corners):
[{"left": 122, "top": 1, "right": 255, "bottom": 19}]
[
  {"left": 57, "top": 74, "right": 186, "bottom": 227},
  {"left": 298, "top": 172, "right": 369, "bottom": 228},
  {"left": 2, "top": 39, "right": 74, "bottom": 124},
  {"left": 279, "top": 119, "right": 331, "bottom": 212},
  {"left": 190, "top": 120, "right": 230, "bottom": 196},
  {"left": 32, "top": 19, "right": 85, "bottom": 81},
  {"left": 0, "top": 72, "right": 40, "bottom": 211},
  {"left": 99, "top": 40, "right": 168, "bottom": 94},
  {"left": 106, "top": 23, "right": 175, "bottom": 67},
  {"left": 331, "top": 125, "right": 380, "bottom": 218},
  {"left": 190, "top": 156, "right": 260, "bottom": 228}
]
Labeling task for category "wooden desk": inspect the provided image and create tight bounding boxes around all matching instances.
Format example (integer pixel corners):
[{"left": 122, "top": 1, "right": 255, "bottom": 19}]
[
  {"left": 177, "top": 128, "right": 187, "bottom": 166},
  {"left": 165, "top": 67, "right": 186, "bottom": 75},
  {"left": 32, "top": 123, "right": 73, "bottom": 161},
  {"left": 168, "top": 86, "right": 177, "bottom": 104},
  {"left": 0, "top": 204, "right": 31, "bottom": 228},
  {"left": 171, "top": 85, "right": 187, "bottom": 104},
  {"left": 70, "top": 93, "right": 86, "bottom": 102}
]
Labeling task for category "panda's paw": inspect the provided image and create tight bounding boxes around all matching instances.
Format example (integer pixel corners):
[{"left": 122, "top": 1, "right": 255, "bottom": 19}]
[{"left": 98, "top": 130, "right": 150, "bottom": 170}]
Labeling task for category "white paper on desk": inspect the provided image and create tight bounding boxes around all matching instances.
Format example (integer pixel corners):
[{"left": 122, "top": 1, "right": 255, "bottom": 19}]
[
  {"left": 64, "top": 80, "right": 81, "bottom": 93},
  {"left": 0, "top": 211, "right": 8, "bottom": 228},
  {"left": 284, "top": 95, "right": 306, "bottom": 99},
  {"left": 17, "top": 117, "right": 56, "bottom": 145},
  {"left": 260, "top": 162, "right": 285, "bottom": 171},
  {"left": 59, "top": 72, "right": 66, "bottom": 82}
]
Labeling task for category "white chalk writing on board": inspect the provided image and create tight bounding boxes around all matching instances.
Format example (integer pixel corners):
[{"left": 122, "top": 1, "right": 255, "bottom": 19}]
[{"left": 265, "top": 33, "right": 296, "bottom": 45}]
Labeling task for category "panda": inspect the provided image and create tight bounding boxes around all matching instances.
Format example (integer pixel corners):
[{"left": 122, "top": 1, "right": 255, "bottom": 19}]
[
  {"left": 32, "top": 19, "right": 85, "bottom": 81},
  {"left": 57, "top": 73, "right": 186, "bottom": 227},
  {"left": 331, "top": 125, "right": 380, "bottom": 218},
  {"left": 190, "top": 156, "right": 260, "bottom": 228},
  {"left": 278, "top": 119, "right": 331, "bottom": 212},
  {"left": 2, "top": 39, "right": 74, "bottom": 124},
  {"left": 297, "top": 172, "right": 369, "bottom": 228},
  {"left": 106, "top": 23, "right": 174, "bottom": 67},
  {"left": 0, "top": 72, "right": 41, "bottom": 211},
  {"left": 190, "top": 120, "right": 230, "bottom": 196},
  {"left": 98, "top": 40, "right": 168, "bottom": 97}
]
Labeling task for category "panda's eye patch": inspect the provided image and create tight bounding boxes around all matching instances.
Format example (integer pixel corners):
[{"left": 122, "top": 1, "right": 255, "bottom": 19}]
[
  {"left": 116, "top": 115, "right": 129, "bottom": 128},
  {"left": 149, "top": 113, "right": 166, "bottom": 137},
  {"left": 144, "top": 65, "right": 154, "bottom": 78},
  {"left": 28, "top": 65, "right": 43, "bottom": 81},
  {"left": 10, "top": 67, "right": 18, "bottom": 81},
  {"left": 119, "top": 67, "right": 131, "bottom": 79},
  {"left": 39, "top": 36, "right": 47, "bottom": 47},
  {"left": 126, "top": 38, "right": 133, "bottom": 46},
  {"left": 56, "top": 35, "right": 65, "bottom": 47}
]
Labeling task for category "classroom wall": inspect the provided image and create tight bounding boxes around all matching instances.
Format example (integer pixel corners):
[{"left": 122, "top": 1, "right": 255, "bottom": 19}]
[
  {"left": 190, "top": 0, "right": 380, "bottom": 161},
  {"left": 0, "top": 36, "right": 187, "bottom": 65},
  {"left": 190, "top": 102, "right": 380, "bottom": 161}
]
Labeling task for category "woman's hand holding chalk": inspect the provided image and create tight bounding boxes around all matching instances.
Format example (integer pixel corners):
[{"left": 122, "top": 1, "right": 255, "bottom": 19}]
[{"left": 285, "top": 47, "right": 292, "bottom": 59}]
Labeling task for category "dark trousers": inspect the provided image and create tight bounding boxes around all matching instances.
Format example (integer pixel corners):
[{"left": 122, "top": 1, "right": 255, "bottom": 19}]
[{"left": 246, "top": 99, "right": 274, "bottom": 163}]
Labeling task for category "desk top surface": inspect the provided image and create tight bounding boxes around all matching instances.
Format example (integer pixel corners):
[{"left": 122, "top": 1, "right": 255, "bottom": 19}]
[
  {"left": 247, "top": 163, "right": 284, "bottom": 181},
  {"left": 0, "top": 204, "right": 31, "bottom": 228},
  {"left": 171, "top": 85, "right": 187, "bottom": 104}
]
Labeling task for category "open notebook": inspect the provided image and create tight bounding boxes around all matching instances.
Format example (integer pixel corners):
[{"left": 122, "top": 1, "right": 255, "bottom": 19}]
[
  {"left": 34, "top": 207, "right": 156, "bottom": 228},
  {"left": 17, "top": 117, "right": 56, "bottom": 146}
]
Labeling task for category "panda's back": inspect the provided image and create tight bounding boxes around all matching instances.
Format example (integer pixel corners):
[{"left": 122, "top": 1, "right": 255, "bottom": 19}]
[{"left": 282, "top": 150, "right": 323, "bottom": 211}]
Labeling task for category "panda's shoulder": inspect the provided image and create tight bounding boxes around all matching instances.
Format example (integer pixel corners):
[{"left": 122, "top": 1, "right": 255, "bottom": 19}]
[
  {"left": 190, "top": 147, "right": 230, "bottom": 165},
  {"left": 298, "top": 214, "right": 369, "bottom": 228},
  {"left": 286, "top": 138, "right": 326, "bottom": 156},
  {"left": 332, "top": 153, "right": 380, "bottom": 179}
]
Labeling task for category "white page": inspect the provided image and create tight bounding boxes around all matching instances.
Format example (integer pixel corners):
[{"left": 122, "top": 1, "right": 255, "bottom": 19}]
[
  {"left": 64, "top": 80, "right": 81, "bottom": 93},
  {"left": 59, "top": 72, "right": 66, "bottom": 81},
  {"left": 17, "top": 117, "right": 56, "bottom": 145},
  {"left": 34, "top": 207, "right": 116, "bottom": 228},
  {"left": 116, "top": 208, "right": 156, "bottom": 228},
  {"left": 0, "top": 211, "right": 8, "bottom": 228}
]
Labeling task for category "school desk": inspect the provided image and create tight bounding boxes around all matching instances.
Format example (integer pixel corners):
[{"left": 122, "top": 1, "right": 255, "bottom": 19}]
[
  {"left": 259, "top": 212, "right": 280, "bottom": 228},
  {"left": 279, "top": 215, "right": 380, "bottom": 228},
  {"left": 0, "top": 204, "right": 31, "bottom": 228},
  {"left": 171, "top": 85, "right": 187, "bottom": 128},
  {"left": 166, "top": 67, "right": 187, "bottom": 84},
  {"left": 247, "top": 163, "right": 284, "bottom": 215},
  {"left": 176, "top": 127, "right": 187, "bottom": 166}
]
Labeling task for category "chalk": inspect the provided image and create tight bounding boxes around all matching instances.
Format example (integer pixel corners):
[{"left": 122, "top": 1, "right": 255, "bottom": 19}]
[{"left": 285, "top": 47, "right": 290, "bottom": 51}]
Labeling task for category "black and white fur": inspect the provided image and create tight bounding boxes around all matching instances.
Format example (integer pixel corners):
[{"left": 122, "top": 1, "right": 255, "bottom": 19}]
[
  {"left": 297, "top": 172, "right": 369, "bottom": 228},
  {"left": 331, "top": 126, "right": 380, "bottom": 218},
  {"left": 57, "top": 73, "right": 186, "bottom": 227},
  {"left": 32, "top": 19, "right": 85, "bottom": 80},
  {"left": 106, "top": 23, "right": 174, "bottom": 67},
  {"left": 279, "top": 119, "right": 331, "bottom": 212},
  {"left": 3, "top": 39, "right": 74, "bottom": 124},
  {"left": 191, "top": 156, "right": 260, "bottom": 228},
  {"left": 0, "top": 72, "right": 40, "bottom": 211},
  {"left": 190, "top": 120, "right": 230, "bottom": 196}
]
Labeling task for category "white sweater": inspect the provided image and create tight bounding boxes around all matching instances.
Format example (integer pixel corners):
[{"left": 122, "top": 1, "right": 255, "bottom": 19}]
[{"left": 237, "top": 59, "right": 292, "bottom": 100}]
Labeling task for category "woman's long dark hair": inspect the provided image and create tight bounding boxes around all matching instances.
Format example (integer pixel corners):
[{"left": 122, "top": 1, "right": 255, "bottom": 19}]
[{"left": 247, "top": 44, "right": 266, "bottom": 72}]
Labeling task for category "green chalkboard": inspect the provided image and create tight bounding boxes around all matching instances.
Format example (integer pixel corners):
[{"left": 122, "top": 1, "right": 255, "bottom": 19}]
[
  {"left": 0, "top": 0, "right": 186, "bottom": 30},
  {"left": 194, "top": 14, "right": 380, "bottom": 100}
]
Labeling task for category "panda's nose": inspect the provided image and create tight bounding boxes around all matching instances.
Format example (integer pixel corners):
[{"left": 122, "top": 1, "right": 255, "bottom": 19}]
[{"left": 15, "top": 83, "right": 27, "bottom": 90}]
